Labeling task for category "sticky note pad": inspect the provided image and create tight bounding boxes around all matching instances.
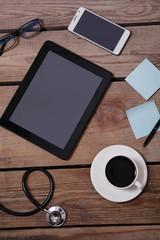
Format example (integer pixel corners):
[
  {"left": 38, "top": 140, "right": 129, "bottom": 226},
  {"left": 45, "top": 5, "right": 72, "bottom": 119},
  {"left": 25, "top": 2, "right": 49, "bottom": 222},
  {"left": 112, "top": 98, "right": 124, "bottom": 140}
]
[
  {"left": 126, "top": 101, "right": 160, "bottom": 139},
  {"left": 125, "top": 58, "right": 160, "bottom": 100}
]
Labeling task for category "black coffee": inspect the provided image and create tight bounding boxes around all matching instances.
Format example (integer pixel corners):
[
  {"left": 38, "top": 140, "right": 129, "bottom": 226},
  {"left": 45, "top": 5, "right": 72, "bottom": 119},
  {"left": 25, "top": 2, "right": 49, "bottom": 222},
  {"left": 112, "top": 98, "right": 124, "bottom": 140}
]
[{"left": 105, "top": 156, "right": 136, "bottom": 188}]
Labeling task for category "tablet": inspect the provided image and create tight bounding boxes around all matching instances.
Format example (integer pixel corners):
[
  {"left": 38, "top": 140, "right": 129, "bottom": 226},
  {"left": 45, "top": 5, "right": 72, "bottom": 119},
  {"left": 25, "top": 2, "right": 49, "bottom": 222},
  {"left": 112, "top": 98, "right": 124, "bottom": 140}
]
[{"left": 0, "top": 41, "right": 112, "bottom": 159}]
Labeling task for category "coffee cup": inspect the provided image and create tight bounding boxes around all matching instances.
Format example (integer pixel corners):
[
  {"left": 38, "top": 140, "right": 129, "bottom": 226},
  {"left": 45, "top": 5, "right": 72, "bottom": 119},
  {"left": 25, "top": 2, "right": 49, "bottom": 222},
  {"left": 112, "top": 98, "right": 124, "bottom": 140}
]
[{"left": 105, "top": 155, "right": 142, "bottom": 190}]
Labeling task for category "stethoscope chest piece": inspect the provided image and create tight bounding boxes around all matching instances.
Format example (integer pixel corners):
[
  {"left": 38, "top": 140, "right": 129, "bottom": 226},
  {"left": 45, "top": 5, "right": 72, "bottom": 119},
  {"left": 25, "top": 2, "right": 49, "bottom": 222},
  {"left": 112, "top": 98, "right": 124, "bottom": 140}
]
[{"left": 46, "top": 206, "right": 66, "bottom": 227}]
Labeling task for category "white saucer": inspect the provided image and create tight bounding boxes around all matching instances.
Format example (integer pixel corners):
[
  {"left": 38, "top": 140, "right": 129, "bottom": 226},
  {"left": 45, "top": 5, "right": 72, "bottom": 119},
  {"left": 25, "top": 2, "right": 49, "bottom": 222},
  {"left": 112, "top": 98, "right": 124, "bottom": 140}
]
[{"left": 90, "top": 145, "right": 148, "bottom": 203}]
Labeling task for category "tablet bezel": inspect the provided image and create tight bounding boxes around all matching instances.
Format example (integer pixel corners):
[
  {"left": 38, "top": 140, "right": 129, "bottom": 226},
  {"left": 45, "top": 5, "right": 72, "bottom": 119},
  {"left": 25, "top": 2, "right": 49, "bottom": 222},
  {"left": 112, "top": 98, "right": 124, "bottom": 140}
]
[{"left": 0, "top": 41, "right": 112, "bottom": 159}]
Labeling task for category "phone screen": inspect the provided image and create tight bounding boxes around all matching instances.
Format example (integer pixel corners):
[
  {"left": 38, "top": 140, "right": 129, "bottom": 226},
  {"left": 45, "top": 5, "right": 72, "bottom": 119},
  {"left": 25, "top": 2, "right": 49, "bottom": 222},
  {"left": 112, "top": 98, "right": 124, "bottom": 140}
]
[{"left": 73, "top": 10, "right": 125, "bottom": 51}]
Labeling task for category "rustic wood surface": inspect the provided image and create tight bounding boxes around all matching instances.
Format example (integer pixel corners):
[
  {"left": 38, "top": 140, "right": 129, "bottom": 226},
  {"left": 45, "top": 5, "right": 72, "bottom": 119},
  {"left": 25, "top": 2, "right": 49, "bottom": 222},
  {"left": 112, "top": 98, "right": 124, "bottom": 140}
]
[
  {"left": 0, "top": 25, "right": 160, "bottom": 81},
  {"left": 1, "top": 226, "right": 160, "bottom": 240},
  {"left": 0, "top": 83, "right": 160, "bottom": 168},
  {"left": 0, "top": 166, "right": 160, "bottom": 228},
  {"left": 0, "top": 0, "right": 160, "bottom": 239},
  {"left": 0, "top": 0, "right": 160, "bottom": 30}
]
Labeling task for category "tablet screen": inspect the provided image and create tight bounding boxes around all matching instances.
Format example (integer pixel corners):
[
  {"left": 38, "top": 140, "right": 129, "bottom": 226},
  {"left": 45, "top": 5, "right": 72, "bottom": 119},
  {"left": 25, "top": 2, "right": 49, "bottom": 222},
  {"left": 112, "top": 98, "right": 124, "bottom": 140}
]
[{"left": 10, "top": 50, "right": 102, "bottom": 149}]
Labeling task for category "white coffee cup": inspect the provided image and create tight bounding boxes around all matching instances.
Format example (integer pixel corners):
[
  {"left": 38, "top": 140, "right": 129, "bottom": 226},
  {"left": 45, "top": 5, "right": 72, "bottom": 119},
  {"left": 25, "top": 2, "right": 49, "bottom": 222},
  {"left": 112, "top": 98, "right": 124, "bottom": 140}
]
[{"left": 105, "top": 155, "right": 143, "bottom": 190}]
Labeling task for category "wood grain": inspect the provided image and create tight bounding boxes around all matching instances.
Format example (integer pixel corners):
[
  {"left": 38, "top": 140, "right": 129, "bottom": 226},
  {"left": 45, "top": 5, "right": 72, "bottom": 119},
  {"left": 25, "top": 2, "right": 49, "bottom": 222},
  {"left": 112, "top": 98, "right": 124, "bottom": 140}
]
[
  {"left": 0, "top": 226, "right": 160, "bottom": 240},
  {"left": 0, "top": 166, "right": 160, "bottom": 228},
  {"left": 0, "top": 0, "right": 159, "bottom": 30},
  {"left": 0, "top": 0, "right": 159, "bottom": 237},
  {"left": 0, "top": 83, "right": 159, "bottom": 168},
  {"left": 0, "top": 25, "right": 160, "bottom": 82}
]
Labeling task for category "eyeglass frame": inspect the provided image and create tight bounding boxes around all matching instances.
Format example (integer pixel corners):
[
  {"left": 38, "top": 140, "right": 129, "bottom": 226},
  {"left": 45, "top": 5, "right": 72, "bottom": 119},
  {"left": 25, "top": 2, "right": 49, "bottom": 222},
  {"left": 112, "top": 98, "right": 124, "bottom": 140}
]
[{"left": 0, "top": 18, "right": 42, "bottom": 55}]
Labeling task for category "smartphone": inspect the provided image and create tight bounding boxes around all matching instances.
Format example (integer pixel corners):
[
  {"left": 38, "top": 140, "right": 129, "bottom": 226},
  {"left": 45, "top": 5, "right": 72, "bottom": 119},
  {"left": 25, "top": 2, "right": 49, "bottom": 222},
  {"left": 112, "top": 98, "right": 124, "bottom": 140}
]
[{"left": 68, "top": 7, "right": 130, "bottom": 55}]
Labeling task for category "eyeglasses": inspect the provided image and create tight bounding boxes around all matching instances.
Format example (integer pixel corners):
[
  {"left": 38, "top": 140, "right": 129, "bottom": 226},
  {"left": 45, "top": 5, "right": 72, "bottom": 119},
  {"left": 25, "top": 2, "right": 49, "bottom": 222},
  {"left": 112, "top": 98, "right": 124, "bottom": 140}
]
[{"left": 0, "top": 19, "right": 42, "bottom": 56}]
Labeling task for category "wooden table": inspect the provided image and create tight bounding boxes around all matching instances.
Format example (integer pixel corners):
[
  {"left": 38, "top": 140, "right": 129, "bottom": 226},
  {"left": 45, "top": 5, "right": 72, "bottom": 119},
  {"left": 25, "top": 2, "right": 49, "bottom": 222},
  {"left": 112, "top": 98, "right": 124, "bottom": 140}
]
[{"left": 0, "top": 1, "right": 160, "bottom": 239}]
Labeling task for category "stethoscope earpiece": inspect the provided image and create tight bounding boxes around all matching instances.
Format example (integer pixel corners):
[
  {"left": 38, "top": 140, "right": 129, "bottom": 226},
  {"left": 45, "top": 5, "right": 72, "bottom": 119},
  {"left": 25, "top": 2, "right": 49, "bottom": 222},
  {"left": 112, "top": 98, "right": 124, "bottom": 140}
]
[{"left": 46, "top": 206, "right": 66, "bottom": 227}]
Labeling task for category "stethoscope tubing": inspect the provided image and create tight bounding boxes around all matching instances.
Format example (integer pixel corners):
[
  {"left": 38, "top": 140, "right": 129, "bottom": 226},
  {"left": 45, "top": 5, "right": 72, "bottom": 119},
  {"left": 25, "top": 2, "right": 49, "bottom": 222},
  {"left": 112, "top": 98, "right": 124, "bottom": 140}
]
[{"left": 0, "top": 167, "right": 54, "bottom": 216}]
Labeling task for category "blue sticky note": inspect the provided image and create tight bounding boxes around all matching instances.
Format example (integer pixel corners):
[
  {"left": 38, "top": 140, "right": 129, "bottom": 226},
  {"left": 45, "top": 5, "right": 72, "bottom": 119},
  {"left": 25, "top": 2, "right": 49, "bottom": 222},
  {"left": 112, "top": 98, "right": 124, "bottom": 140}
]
[
  {"left": 126, "top": 101, "right": 160, "bottom": 139},
  {"left": 125, "top": 58, "right": 160, "bottom": 100}
]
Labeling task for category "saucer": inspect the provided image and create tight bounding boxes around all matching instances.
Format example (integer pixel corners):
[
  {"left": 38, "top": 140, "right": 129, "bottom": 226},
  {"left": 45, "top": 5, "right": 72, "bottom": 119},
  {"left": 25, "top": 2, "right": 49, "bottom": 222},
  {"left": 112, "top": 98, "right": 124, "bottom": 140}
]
[{"left": 90, "top": 145, "right": 148, "bottom": 203}]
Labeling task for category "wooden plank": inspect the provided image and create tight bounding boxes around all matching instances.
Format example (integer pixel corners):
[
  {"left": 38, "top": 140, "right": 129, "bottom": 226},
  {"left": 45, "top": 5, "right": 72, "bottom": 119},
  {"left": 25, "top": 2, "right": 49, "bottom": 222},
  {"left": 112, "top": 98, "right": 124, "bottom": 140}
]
[
  {"left": 0, "top": 166, "right": 160, "bottom": 228},
  {"left": 0, "top": 25, "right": 160, "bottom": 82},
  {"left": 0, "top": 0, "right": 159, "bottom": 30},
  {"left": 0, "top": 225, "right": 160, "bottom": 239},
  {"left": 0, "top": 82, "right": 159, "bottom": 168}
]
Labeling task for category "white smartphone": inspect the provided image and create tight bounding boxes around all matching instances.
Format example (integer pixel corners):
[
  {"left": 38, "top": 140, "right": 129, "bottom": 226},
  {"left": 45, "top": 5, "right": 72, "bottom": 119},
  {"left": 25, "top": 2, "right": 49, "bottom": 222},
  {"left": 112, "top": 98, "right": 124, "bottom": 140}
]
[{"left": 68, "top": 7, "right": 130, "bottom": 55}]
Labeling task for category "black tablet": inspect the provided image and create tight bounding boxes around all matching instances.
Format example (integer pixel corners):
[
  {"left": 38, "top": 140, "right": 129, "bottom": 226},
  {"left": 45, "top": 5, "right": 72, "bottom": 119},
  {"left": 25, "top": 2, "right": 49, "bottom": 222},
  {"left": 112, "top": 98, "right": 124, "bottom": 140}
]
[{"left": 0, "top": 41, "right": 112, "bottom": 159}]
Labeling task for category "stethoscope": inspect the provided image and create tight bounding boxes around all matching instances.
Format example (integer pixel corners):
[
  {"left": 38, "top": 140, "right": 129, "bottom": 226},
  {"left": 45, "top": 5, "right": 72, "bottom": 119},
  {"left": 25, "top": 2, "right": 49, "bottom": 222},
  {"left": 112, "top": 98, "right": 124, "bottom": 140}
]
[{"left": 0, "top": 167, "right": 66, "bottom": 227}]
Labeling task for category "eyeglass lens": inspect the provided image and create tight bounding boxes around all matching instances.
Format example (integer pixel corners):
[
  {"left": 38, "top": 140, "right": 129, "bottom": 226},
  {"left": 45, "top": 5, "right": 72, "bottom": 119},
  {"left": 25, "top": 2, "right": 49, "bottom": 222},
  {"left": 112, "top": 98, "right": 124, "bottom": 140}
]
[
  {"left": 19, "top": 19, "right": 41, "bottom": 38},
  {"left": 0, "top": 34, "right": 15, "bottom": 52}
]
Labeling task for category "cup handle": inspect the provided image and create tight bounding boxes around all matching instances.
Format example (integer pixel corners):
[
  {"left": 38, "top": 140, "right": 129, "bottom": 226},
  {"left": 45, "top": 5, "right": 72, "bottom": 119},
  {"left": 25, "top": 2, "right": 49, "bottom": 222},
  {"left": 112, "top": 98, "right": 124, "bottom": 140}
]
[{"left": 134, "top": 181, "right": 143, "bottom": 190}]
